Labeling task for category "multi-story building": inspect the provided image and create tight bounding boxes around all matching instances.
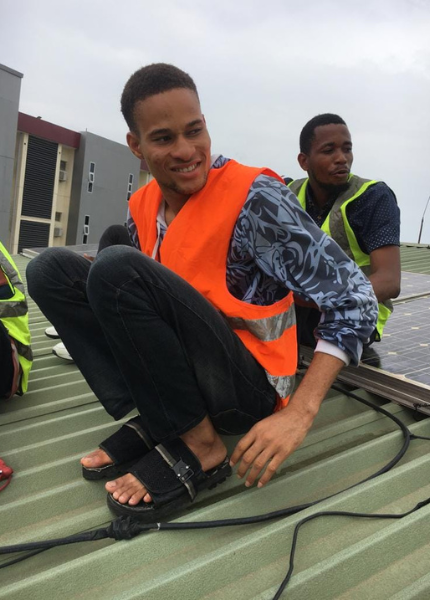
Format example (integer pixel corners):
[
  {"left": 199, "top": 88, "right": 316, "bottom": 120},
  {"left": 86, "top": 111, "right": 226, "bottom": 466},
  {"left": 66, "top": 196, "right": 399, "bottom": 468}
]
[{"left": 0, "top": 63, "right": 151, "bottom": 253}]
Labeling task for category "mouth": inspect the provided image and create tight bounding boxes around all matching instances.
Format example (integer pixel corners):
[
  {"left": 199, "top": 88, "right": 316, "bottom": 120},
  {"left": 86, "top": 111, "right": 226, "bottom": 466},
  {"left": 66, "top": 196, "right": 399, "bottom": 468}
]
[
  {"left": 332, "top": 169, "right": 349, "bottom": 176},
  {"left": 172, "top": 162, "right": 200, "bottom": 173}
]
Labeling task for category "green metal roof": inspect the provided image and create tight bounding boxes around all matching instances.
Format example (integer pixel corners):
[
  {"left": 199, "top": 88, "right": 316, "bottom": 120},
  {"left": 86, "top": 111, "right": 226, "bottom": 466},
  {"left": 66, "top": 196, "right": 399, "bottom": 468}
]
[
  {"left": 400, "top": 243, "right": 430, "bottom": 274},
  {"left": 2, "top": 250, "right": 430, "bottom": 599}
]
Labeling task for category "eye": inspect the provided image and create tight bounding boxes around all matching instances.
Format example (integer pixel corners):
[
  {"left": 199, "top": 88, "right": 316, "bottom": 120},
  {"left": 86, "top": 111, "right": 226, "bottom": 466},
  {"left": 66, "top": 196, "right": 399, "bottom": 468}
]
[
  {"left": 188, "top": 128, "right": 202, "bottom": 136},
  {"left": 154, "top": 135, "right": 171, "bottom": 144}
]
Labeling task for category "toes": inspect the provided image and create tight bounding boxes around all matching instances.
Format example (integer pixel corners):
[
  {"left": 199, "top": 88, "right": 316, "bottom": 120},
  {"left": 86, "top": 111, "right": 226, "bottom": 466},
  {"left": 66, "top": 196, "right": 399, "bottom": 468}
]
[
  {"left": 81, "top": 449, "right": 112, "bottom": 468},
  {"left": 107, "top": 474, "right": 148, "bottom": 505}
]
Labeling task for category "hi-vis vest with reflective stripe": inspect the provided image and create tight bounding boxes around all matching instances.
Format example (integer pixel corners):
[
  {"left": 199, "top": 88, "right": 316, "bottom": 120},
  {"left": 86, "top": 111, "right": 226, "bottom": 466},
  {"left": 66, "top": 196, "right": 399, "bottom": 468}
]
[
  {"left": 288, "top": 175, "right": 392, "bottom": 339},
  {"left": 0, "top": 241, "right": 33, "bottom": 394},
  {"left": 129, "top": 160, "right": 297, "bottom": 409}
]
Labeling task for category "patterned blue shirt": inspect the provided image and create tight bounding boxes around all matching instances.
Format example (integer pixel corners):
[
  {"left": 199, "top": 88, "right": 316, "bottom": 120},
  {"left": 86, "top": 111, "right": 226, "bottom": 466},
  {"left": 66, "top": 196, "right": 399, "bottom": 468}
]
[{"left": 127, "top": 156, "right": 378, "bottom": 366}]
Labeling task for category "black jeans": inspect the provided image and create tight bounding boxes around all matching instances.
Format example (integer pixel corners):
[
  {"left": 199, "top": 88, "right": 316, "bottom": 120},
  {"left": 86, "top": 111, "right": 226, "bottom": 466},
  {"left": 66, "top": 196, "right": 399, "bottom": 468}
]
[
  {"left": 26, "top": 246, "right": 277, "bottom": 443},
  {"left": 0, "top": 321, "right": 14, "bottom": 398},
  {"left": 98, "top": 224, "right": 132, "bottom": 253}
]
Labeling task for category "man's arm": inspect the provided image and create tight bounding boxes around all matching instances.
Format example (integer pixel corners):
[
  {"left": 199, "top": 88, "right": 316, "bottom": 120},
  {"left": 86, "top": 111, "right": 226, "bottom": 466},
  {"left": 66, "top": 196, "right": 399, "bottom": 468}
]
[
  {"left": 229, "top": 174, "right": 378, "bottom": 486},
  {"left": 232, "top": 174, "right": 379, "bottom": 366},
  {"left": 230, "top": 352, "right": 344, "bottom": 487},
  {"left": 368, "top": 245, "right": 401, "bottom": 302},
  {"left": 348, "top": 182, "right": 401, "bottom": 303}
]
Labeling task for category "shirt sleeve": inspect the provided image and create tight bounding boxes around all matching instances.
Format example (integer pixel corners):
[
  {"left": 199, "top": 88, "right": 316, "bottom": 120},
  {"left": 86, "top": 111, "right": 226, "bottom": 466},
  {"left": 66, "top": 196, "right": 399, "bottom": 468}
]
[
  {"left": 233, "top": 174, "right": 379, "bottom": 365},
  {"left": 126, "top": 208, "right": 141, "bottom": 250},
  {"left": 347, "top": 182, "right": 400, "bottom": 254}
]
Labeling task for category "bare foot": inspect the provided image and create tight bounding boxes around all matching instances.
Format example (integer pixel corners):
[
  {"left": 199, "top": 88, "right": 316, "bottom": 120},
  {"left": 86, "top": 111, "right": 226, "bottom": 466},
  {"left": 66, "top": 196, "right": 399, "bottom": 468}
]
[
  {"left": 80, "top": 448, "right": 112, "bottom": 469},
  {"left": 181, "top": 415, "right": 227, "bottom": 472},
  {"left": 106, "top": 416, "right": 227, "bottom": 506},
  {"left": 106, "top": 474, "right": 151, "bottom": 505}
]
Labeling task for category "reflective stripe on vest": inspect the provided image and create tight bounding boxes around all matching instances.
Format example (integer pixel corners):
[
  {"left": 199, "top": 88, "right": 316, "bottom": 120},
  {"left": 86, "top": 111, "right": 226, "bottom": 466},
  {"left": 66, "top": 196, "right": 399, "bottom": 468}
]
[
  {"left": 0, "top": 241, "right": 33, "bottom": 394},
  {"left": 288, "top": 176, "right": 391, "bottom": 339},
  {"left": 129, "top": 160, "right": 297, "bottom": 408}
]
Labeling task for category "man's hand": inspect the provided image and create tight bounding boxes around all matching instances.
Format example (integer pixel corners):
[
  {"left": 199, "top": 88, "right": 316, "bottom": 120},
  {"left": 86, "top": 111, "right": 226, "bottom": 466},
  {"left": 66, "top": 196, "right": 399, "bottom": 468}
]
[
  {"left": 230, "top": 406, "right": 314, "bottom": 488},
  {"left": 230, "top": 352, "right": 345, "bottom": 488}
]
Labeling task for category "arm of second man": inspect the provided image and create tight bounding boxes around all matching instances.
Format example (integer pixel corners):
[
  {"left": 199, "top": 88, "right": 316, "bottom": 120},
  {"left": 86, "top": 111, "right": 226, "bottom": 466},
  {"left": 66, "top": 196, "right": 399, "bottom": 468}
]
[{"left": 368, "top": 245, "right": 401, "bottom": 302}]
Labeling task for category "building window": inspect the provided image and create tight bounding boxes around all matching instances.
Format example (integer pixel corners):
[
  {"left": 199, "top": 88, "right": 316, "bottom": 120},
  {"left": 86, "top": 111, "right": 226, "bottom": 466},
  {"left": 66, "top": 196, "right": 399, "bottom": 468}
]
[
  {"left": 59, "top": 159, "right": 68, "bottom": 182},
  {"left": 127, "top": 173, "right": 134, "bottom": 201},
  {"left": 88, "top": 162, "right": 95, "bottom": 193}
]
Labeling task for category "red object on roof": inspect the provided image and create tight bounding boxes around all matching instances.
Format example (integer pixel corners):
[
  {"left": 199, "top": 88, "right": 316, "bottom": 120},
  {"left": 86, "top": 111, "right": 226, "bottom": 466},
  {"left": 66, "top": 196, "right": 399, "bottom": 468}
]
[
  {"left": 17, "top": 112, "right": 81, "bottom": 149},
  {"left": 0, "top": 458, "right": 13, "bottom": 492}
]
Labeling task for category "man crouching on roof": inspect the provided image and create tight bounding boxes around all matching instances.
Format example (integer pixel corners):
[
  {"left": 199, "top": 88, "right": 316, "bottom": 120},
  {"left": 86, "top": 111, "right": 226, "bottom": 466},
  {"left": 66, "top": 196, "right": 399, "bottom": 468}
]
[{"left": 26, "top": 63, "right": 378, "bottom": 522}]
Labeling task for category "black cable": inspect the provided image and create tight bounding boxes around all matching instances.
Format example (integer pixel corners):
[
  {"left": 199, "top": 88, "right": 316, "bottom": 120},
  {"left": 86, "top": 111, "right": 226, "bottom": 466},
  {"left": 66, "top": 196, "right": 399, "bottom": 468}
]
[
  {"left": 1, "top": 385, "right": 429, "bottom": 599},
  {"left": 0, "top": 548, "right": 49, "bottom": 568},
  {"left": 272, "top": 497, "right": 430, "bottom": 599},
  {"left": 410, "top": 434, "right": 430, "bottom": 441}
]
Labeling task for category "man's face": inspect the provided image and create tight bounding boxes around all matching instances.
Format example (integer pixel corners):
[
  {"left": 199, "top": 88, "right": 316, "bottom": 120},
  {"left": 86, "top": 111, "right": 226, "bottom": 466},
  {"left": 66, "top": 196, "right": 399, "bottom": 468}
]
[
  {"left": 298, "top": 123, "right": 353, "bottom": 189},
  {"left": 127, "top": 88, "right": 211, "bottom": 203}
]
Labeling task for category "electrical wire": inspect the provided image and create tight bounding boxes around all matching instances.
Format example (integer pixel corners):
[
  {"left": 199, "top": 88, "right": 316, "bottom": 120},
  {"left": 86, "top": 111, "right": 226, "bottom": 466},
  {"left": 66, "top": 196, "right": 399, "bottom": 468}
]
[{"left": 1, "top": 385, "right": 429, "bottom": 599}]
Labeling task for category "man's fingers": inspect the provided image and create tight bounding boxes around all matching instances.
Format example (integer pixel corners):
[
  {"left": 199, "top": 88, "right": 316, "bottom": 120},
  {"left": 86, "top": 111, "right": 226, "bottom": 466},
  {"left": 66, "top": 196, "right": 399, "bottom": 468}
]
[
  {"left": 230, "top": 432, "right": 256, "bottom": 466},
  {"left": 235, "top": 441, "right": 262, "bottom": 478},
  {"left": 243, "top": 449, "right": 275, "bottom": 487},
  {"left": 256, "top": 455, "right": 284, "bottom": 488}
]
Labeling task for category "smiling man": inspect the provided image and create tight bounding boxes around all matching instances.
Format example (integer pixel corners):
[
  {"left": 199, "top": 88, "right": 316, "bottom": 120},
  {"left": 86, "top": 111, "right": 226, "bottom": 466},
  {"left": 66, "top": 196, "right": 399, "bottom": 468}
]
[
  {"left": 288, "top": 114, "right": 401, "bottom": 347},
  {"left": 27, "top": 66, "right": 378, "bottom": 523}
]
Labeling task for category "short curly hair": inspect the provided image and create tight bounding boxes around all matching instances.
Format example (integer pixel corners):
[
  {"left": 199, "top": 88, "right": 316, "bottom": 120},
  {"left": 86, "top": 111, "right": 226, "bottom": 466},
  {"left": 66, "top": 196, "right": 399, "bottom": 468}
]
[
  {"left": 300, "top": 114, "right": 347, "bottom": 154},
  {"left": 121, "top": 63, "right": 199, "bottom": 134}
]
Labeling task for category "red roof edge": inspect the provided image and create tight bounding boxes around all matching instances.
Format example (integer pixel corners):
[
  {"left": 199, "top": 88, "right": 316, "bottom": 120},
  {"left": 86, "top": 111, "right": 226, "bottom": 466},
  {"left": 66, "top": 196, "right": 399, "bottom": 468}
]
[{"left": 17, "top": 112, "right": 81, "bottom": 149}]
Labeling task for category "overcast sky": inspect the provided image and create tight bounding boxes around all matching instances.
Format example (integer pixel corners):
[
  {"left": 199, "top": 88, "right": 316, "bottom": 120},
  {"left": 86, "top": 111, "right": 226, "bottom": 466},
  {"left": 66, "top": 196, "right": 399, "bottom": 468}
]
[{"left": 1, "top": 0, "right": 429, "bottom": 243}]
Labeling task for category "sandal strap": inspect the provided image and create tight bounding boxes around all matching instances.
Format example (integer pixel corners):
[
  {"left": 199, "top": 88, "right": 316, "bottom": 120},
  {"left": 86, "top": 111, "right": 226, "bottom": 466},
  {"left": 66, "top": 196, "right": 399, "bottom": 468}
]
[
  {"left": 155, "top": 442, "right": 198, "bottom": 501},
  {"left": 100, "top": 416, "right": 154, "bottom": 465},
  {"left": 130, "top": 438, "right": 204, "bottom": 504}
]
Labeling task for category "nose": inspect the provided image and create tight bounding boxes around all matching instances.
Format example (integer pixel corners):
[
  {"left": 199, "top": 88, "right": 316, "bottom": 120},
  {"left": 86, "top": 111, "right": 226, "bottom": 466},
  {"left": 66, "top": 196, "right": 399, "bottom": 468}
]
[
  {"left": 334, "top": 149, "right": 348, "bottom": 164},
  {"left": 171, "top": 135, "right": 195, "bottom": 161}
]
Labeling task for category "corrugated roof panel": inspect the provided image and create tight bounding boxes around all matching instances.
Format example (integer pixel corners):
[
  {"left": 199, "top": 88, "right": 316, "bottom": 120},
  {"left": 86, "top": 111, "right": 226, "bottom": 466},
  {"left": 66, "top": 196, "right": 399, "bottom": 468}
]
[
  {"left": 400, "top": 244, "right": 430, "bottom": 274},
  {"left": 2, "top": 251, "right": 430, "bottom": 599}
]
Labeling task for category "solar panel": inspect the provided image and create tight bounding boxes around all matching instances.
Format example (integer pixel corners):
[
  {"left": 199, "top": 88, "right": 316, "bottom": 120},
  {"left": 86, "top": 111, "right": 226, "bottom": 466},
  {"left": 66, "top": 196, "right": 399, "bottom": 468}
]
[
  {"left": 395, "top": 271, "right": 430, "bottom": 302},
  {"left": 299, "top": 293, "right": 430, "bottom": 414},
  {"left": 361, "top": 295, "right": 430, "bottom": 388}
]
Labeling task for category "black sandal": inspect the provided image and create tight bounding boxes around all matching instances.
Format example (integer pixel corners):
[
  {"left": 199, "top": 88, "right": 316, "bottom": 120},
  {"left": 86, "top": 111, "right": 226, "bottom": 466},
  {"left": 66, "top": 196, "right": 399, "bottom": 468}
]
[
  {"left": 82, "top": 416, "right": 153, "bottom": 480},
  {"left": 106, "top": 438, "right": 232, "bottom": 522}
]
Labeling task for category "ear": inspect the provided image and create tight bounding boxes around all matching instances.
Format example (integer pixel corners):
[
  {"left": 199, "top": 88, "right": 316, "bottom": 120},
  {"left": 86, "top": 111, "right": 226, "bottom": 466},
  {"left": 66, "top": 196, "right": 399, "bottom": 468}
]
[
  {"left": 126, "top": 131, "right": 144, "bottom": 160},
  {"left": 297, "top": 152, "right": 309, "bottom": 173}
]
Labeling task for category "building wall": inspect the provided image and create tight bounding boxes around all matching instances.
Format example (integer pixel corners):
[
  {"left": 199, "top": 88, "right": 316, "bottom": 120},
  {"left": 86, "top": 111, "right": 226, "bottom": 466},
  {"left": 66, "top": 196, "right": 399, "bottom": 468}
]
[
  {"left": 9, "top": 133, "right": 77, "bottom": 254},
  {"left": 0, "top": 64, "right": 23, "bottom": 249},
  {"left": 0, "top": 63, "right": 151, "bottom": 252},
  {"left": 52, "top": 145, "right": 75, "bottom": 246},
  {"left": 67, "top": 132, "right": 141, "bottom": 245}
]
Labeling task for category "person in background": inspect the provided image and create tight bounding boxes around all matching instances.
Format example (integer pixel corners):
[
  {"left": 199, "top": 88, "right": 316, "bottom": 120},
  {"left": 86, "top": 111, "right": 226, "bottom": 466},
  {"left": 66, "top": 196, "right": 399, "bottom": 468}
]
[
  {"left": 0, "top": 240, "right": 33, "bottom": 491},
  {"left": 287, "top": 113, "right": 400, "bottom": 347}
]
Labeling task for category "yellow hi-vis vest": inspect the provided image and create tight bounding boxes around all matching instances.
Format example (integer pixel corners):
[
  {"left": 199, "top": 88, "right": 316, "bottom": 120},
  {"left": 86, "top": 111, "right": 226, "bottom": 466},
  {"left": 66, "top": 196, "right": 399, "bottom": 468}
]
[
  {"left": 0, "top": 241, "right": 33, "bottom": 394},
  {"left": 288, "top": 175, "right": 392, "bottom": 340}
]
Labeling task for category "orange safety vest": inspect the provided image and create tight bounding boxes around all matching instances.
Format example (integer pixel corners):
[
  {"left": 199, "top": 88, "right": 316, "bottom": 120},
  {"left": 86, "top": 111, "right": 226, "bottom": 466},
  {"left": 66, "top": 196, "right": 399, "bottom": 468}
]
[{"left": 129, "top": 160, "right": 297, "bottom": 409}]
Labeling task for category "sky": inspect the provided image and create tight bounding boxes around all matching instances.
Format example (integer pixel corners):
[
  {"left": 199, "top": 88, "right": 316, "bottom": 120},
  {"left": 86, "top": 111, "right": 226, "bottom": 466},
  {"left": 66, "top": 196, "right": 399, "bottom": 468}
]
[{"left": 1, "top": 0, "right": 429, "bottom": 243}]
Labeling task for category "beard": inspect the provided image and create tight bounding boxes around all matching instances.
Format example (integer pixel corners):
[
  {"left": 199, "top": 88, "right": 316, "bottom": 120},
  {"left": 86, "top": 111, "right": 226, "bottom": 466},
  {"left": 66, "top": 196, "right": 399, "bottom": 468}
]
[{"left": 317, "top": 180, "right": 350, "bottom": 198}]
